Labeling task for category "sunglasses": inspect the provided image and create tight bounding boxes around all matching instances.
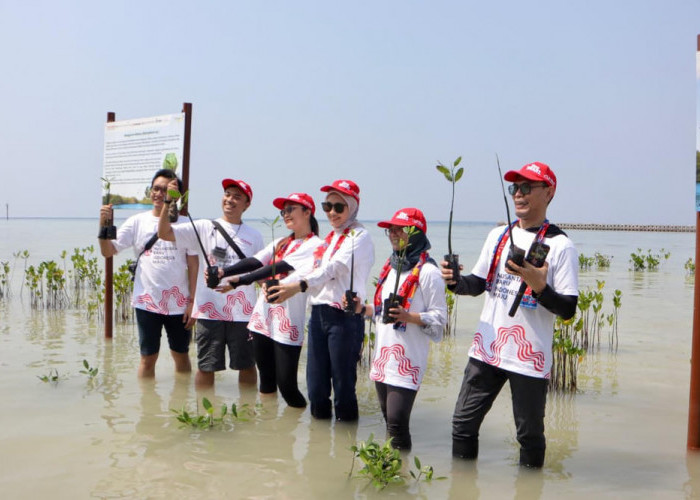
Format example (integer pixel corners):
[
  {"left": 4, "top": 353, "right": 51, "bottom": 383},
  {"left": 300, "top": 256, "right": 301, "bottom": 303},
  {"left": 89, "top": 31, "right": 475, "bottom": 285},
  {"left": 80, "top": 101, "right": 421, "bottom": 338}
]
[
  {"left": 321, "top": 201, "right": 347, "bottom": 213},
  {"left": 279, "top": 205, "right": 301, "bottom": 216},
  {"left": 508, "top": 182, "right": 548, "bottom": 195}
]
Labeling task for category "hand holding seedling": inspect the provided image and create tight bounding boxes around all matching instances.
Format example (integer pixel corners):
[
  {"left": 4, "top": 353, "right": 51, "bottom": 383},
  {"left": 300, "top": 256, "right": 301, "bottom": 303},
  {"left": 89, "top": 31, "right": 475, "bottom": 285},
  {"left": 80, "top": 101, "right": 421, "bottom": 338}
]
[
  {"left": 99, "top": 205, "right": 113, "bottom": 226},
  {"left": 265, "top": 282, "right": 298, "bottom": 303},
  {"left": 341, "top": 293, "right": 365, "bottom": 315}
]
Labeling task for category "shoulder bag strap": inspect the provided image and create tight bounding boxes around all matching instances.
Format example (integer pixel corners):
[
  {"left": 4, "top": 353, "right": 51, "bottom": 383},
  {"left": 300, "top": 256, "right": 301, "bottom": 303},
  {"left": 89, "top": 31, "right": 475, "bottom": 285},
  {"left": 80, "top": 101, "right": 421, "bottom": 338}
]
[{"left": 211, "top": 220, "right": 247, "bottom": 260}]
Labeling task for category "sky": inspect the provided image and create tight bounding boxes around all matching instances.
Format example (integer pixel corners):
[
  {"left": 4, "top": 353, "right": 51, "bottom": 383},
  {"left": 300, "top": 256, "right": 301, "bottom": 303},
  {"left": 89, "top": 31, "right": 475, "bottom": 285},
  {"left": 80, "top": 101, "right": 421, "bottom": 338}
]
[{"left": 1, "top": 0, "right": 699, "bottom": 225}]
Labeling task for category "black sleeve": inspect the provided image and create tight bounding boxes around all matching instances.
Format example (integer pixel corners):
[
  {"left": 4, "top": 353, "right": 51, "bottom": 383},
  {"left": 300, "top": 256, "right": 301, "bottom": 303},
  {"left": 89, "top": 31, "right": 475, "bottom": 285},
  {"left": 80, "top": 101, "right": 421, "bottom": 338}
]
[
  {"left": 448, "top": 274, "right": 486, "bottom": 296},
  {"left": 221, "top": 257, "right": 263, "bottom": 277},
  {"left": 235, "top": 260, "right": 296, "bottom": 286},
  {"left": 532, "top": 285, "right": 578, "bottom": 320}
]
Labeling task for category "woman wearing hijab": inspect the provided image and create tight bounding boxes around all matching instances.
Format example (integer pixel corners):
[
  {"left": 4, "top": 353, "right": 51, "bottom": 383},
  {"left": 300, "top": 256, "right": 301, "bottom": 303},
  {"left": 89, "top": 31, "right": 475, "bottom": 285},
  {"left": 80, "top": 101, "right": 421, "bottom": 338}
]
[
  {"left": 213, "top": 193, "right": 322, "bottom": 408},
  {"left": 351, "top": 208, "right": 446, "bottom": 449},
  {"left": 269, "top": 180, "right": 375, "bottom": 421}
]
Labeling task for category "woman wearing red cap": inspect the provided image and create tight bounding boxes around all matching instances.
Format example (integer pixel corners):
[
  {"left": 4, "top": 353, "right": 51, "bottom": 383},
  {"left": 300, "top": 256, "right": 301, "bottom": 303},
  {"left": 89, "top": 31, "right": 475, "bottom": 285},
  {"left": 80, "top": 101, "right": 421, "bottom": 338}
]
[
  {"left": 269, "top": 180, "right": 375, "bottom": 421},
  {"left": 349, "top": 207, "right": 446, "bottom": 449},
  {"left": 214, "top": 193, "right": 322, "bottom": 408}
]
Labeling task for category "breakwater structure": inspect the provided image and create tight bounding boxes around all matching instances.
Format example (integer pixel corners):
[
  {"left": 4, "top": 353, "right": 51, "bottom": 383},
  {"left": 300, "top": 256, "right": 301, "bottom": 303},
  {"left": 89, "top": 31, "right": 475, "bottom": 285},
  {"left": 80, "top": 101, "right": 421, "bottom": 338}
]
[{"left": 559, "top": 223, "right": 694, "bottom": 233}]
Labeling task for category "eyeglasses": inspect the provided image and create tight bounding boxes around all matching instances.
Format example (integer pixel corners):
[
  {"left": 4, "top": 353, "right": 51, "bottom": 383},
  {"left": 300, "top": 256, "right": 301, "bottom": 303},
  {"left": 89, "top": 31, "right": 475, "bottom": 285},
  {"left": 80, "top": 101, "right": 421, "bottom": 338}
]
[
  {"left": 279, "top": 205, "right": 300, "bottom": 216},
  {"left": 321, "top": 201, "right": 347, "bottom": 213},
  {"left": 508, "top": 182, "right": 548, "bottom": 195},
  {"left": 384, "top": 226, "right": 406, "bottom": 236}
]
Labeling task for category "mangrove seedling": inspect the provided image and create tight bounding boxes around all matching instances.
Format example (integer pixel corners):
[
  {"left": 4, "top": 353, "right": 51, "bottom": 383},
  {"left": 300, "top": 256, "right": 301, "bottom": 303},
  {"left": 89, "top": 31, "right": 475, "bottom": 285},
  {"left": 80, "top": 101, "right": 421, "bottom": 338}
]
[
  {"left": 262, "top": 216, "right": 282, "bottom": 303},
  {"left": 383, "top": 226, "right": 419, "bottom": 324},
  {"left": 435, "top": 156, "right": 464, "bottom": 280},
  {"left": 37, "top": 368, "right": 60, "bottom": 384},
  {"left": 409, "top": 455, "right": 446, "bottom": 483},
  {"left": 80, "top": 359, "right": 99, "bottom": 380},
  {"left": 348, "top": 434, "right": 405, "bottom": 491},
  {"left": 163, "top": 152, "right": 178, "bottom": 171},
  {"left": 99, "top": 177, "right": 117, "bottom": 240}
]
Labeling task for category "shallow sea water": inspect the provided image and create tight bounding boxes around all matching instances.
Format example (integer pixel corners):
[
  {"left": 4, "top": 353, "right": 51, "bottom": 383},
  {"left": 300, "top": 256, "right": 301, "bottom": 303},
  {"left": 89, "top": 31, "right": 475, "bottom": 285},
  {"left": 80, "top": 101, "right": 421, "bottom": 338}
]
[{"left": 0, "top": 218, "right": 698, "bottom": 499}]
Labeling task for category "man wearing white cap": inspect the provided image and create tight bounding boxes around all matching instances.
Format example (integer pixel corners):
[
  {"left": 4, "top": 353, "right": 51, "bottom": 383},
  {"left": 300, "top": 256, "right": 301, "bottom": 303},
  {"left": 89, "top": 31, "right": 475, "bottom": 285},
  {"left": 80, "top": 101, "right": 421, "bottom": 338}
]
[{"left": 442, "top": 161, "right": 578, "bottom": 468}]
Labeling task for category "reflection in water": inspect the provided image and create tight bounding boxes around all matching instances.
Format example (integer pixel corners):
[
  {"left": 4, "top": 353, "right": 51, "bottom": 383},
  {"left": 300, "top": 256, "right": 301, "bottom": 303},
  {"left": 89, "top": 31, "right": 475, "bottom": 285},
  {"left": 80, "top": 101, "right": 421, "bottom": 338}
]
[{"left": 544, "top": 393, "right": 579, "bottom": 478}]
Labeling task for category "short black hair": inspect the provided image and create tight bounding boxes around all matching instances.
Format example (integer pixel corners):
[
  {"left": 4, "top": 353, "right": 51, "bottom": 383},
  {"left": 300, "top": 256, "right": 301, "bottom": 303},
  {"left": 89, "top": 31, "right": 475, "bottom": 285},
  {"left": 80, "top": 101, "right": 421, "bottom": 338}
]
[{"left": 152, "top": 169, "right": 183, "bottom": 194}]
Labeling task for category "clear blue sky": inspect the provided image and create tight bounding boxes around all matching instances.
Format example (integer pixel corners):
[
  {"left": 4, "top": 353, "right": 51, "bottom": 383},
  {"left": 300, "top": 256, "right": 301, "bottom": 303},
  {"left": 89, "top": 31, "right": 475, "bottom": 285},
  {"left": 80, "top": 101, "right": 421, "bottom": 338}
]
[{"left": 1, "top": 1, "right": 698, "bottom": 225}]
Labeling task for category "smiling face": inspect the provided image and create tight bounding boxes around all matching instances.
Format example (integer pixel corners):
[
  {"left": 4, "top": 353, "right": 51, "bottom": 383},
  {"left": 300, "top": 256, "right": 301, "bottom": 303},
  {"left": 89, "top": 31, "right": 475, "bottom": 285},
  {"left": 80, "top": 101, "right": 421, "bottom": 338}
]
[
  {"left": 221, "top": 186, "right": 250, "bottom": 223},
  {"left": 150, "top": 175, "right": 171, "bottom": 215},
  {"left": 324, "top": 192, "right": 350, "bottom": 230},
  {"left": 510, "top": 175, "right": 553, "bottom": 228},
  {"left": 386, "top": 225, "right": 409, "bottom": 252},
  {"left": 281, "top": 202, "right": 311, "bottom": 236}
]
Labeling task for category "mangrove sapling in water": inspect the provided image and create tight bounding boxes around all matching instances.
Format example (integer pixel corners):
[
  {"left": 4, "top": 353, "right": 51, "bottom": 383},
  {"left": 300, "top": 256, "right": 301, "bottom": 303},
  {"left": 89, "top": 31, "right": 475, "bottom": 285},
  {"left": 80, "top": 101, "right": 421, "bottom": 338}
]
[
  {"left": 171, "top": 397, "right": 263, "bottom": 429},
  {"left": 262, "top": 216, "right": 282, "bottom": 303},
  {"left": 629, "top": 248, "right": 671, "bottom": 271},
  {"left": 435, "top": 156, "right": 464, "bottom": 280},
  {"left": 348, "top": 434, "right": 444, "bottom": 491},
  {"left": 383, "top": 226, "right": 419, "bottom": 324},
  {"left": 37, "top": 368, "right": 61, "bottom": 384},
  {"left": 685, "top": 258, "right": 696, "bottom": 276},
  {"left": 80, "top": 359, "right": 99, "bottom": 381},
  {"left": 0, "top": 261, "right": 10, "bottom": 299},
  {"left": 113, "top": 261, "right": 134, "bottom": 322},
  {"left": 443, "top": 286, "right": 458, "bottom": 337}
]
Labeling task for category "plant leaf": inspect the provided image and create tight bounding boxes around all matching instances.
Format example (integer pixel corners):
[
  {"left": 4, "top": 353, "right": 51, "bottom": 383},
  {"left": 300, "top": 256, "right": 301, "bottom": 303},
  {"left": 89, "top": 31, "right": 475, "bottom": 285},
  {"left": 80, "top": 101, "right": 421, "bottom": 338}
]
[
  {"left": 167, "top": 189, "right": 181, "bottom": 200},
  {"left": 202, "top": 397, "right": 212, "bottom": 411},
  {"left": 454, "top": 167, "right": 464, "bottom": 182},
  {"left": 453, "top": 156, "right": 462, "bottom": 167}
]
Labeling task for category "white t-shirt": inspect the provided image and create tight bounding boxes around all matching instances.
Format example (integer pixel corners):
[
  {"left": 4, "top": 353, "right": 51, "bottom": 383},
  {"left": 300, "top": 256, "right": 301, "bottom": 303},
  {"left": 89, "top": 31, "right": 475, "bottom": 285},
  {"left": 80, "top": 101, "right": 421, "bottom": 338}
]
[
  {"left": 111, "top": 211, "right": 197, "bottom": 315},
  {"left": 172, "top": 218, "right": 263, "bottom": 322},
  {"left": 247, "top": 235, "right": 323, "bottom": 346},
  {"left": 469, "top": 224, "right": 579, "bottom": 378},
  {"left": 305, "top": 224, "right": 375, "bottom": 309},
  {"left": 369, "top": 261, "right": 447, "bottom": 391}
]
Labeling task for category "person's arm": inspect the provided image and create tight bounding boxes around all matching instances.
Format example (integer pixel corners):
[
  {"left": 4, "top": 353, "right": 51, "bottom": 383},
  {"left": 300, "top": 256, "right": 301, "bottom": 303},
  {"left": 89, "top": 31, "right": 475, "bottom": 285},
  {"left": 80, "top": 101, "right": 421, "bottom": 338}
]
[
  {"left": 449, "top": 274, "right": 486, "bottom": 296},
  {"left": 234, "top": 260, "right": 295, "bottom": 286},
  {"left": 98, "top": 205, "right": 118, "bottom": 257},
  {"left": 183, "top": 254, "right": 199, "bottom": 328},
  {"left": 532, "top": 285, "right": 577, "bottom": 320},
  {"left": 221, "top": 257, "right": 264, "bottom": 277},
  {"left": 157, "top": 179, "right": 179, "bottom": 242}
]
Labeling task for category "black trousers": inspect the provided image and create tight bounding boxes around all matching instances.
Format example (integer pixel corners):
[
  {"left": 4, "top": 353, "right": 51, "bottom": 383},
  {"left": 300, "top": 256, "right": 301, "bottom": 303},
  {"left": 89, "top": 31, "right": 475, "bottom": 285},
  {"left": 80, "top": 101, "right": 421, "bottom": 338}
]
[
  {"left": 375, "top": 382, "right": 417, "bottom": 450},
  {"left": 252, "top": 333, "right": 306, "bottom": 408},
  {"left": 452, "top": 357, "right": 548, "bottom": 467}
]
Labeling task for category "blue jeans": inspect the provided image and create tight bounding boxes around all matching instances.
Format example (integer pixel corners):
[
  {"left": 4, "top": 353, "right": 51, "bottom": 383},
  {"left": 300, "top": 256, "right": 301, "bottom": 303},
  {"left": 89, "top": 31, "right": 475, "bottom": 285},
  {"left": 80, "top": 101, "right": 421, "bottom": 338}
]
[{"left": 306, "top": 304, "right": 364, "bottom": 421}]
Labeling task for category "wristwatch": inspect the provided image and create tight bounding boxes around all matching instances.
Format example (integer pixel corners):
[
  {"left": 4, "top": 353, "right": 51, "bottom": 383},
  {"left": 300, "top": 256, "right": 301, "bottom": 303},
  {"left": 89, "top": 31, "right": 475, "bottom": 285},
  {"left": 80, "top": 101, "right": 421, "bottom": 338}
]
[
  {"left": 164, "top": 198, "right": 173, "bottom": 204},
  {"left": 299, "top": 280, "right": 308, "bottom": 293}
]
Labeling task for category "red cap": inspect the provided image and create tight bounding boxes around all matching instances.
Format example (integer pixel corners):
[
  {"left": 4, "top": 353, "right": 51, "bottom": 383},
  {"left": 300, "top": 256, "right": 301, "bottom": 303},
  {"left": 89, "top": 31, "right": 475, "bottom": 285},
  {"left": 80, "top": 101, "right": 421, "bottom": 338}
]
[
  {"left": 504, "top": 162, "right": 556, "bottom": 189},
  {"left": 272, "top": 192, "right": 316, "bottom": 214},
  {"left": 222, "top": 179, "right": 253, "bottom": 201},
  {"left": 320, "top": 179, "right": 360, "bottom": 202},
  {"left": 377, "top": 207, "right": 427, "bottom": 233}
]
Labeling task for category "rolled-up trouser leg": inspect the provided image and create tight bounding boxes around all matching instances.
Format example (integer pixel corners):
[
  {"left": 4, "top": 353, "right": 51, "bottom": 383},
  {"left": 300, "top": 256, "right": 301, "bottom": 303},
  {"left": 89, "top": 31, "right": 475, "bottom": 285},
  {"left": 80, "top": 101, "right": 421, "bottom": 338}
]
[{"left": 452, "top": 358, "right": 507, "bottom": 459}]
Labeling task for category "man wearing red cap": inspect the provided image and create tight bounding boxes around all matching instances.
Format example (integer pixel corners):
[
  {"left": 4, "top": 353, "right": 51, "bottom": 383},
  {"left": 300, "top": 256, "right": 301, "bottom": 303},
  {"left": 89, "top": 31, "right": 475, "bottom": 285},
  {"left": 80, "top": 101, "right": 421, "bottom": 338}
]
[
  {"left": 442, "top": 161, "right": 578, "bottom": 468},
  {"left": 158, "top": 178, "right": 263, "bottom": 389}
]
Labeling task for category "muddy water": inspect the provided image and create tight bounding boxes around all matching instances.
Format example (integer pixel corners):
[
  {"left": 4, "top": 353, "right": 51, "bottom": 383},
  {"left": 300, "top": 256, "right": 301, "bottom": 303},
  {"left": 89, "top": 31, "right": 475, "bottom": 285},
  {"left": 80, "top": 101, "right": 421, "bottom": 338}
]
[{"left": 0, "top": 218, "right": 697, "bottom": 499}]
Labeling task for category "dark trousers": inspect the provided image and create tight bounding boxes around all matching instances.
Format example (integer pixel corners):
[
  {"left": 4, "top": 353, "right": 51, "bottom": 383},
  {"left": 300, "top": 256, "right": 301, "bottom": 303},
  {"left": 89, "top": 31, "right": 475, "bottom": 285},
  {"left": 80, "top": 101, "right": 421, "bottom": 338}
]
[
  {"left": 375, "top": 382, "right": 417, "bottom": 450},
  {"left": 306, "top": 304, "right": 364, "bottom": 421},
  {"left": 253, "top": 333, "right": 306, "bottom": 408},
  {"left": 452, "top": 357, "right": 548, "bottom": 467}
]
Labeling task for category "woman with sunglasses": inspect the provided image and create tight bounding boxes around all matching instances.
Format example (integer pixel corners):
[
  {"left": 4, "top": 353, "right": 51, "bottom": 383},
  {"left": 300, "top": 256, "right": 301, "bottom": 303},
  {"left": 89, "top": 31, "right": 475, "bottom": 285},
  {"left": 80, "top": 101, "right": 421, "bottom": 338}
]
[
  {"left": 213, "top": 193, "right": 321, "bottom": 408},
  {"left": 268, "top": 180, "right": 375, "bottom": 421},
  {"left": 347, "top": 208, "right": 446, "bottom": 450}
]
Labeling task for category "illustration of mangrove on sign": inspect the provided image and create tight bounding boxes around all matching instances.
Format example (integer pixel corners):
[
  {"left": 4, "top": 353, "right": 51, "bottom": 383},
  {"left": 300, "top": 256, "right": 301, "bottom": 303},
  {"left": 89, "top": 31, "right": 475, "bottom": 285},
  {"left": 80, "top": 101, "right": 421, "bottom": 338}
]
[{"left": 102, "top": 113, "right": 185, "bottom": 210}]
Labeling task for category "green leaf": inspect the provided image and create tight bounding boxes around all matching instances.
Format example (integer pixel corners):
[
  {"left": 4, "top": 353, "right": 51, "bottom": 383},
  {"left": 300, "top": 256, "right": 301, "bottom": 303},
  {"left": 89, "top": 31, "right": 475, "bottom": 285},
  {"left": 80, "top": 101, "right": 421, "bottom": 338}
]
[
  {"left": 454, "top": 167, "right": 464, "bottom": 182},
  {"left": 163, "top": 153, "right": 178, "bottom": 170},
  {"left": 83, "top": 359, "right": 89, "bottom": 369},
  {"left": 167, "top": 189, "right": 181, "bottom": 200},
  {"left": 414, "top": 456, "right": 421, "bottom": 469},
  {"left": 202, "top": 397, "right": 212, "bottom": 411},
  {"left": 181, "top": 191, "right": 189, "bottom": 204},
  {"left": 436, "top": 164, "right": 450, "bottom": 176},
  {"left": 453, "top": 156, "right": 462, "bottom": 167}
]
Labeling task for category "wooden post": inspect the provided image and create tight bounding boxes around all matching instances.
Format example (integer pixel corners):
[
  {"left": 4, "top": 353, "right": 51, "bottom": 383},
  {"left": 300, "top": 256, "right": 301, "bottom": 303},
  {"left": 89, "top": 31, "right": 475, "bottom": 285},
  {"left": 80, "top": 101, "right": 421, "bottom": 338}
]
[
  {"left": 181, "top": 102, "right": 192, "bottom": 216},
  {"left": 688, "top": 34, "right": 700, "bottom": 450},
  {"left": 104, "top": 111, "right": 115, "bottom": 339}
]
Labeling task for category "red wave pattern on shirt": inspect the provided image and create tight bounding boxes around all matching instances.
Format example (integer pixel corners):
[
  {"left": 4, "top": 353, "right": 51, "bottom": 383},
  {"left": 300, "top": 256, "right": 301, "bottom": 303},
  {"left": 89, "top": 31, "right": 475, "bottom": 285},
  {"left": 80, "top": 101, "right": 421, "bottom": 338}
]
[
  {"left": 136, "top": 286, "right": 189, "bottom": 314},
  {"left": 248, "top": 311, "right": 271, "bottom": 337},
  {"left": 471, "top": 325, "right": 545, "bottom": 372},
  {"left": 370, "top": 344, "right": 420, "bottom": 385},
  {"left": 196, "top": 291, "right": 254, "bottom": 320}
]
